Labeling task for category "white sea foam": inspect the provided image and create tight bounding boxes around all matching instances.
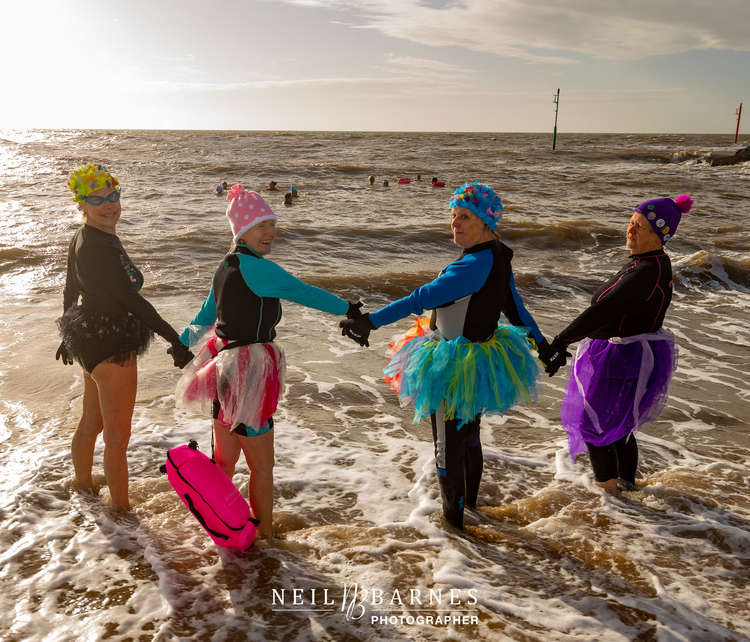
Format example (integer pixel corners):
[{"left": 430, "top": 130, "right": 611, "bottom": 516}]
[{"left": 0, "top": 130, "right": 748, "bottom": 640}]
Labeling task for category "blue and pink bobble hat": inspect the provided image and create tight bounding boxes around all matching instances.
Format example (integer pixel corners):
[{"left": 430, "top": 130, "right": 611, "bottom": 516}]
[
  {"left": 449, "top": 182, "right": 503, "bottom": 230},
  {"left": 634, "top": 194, "right": 693, "bottom": 243}
]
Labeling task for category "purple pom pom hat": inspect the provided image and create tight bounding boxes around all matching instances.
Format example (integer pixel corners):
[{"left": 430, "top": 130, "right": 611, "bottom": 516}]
[{"left": 634, "top": 194, "right": 693, "bottom": 243}]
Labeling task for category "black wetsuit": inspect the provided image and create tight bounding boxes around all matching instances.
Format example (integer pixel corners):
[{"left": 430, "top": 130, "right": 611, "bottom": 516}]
[
  {"left": 557, "top": 249, "right": 673, "bottom": 344},
  {"left": 556, "top": 249, "right": 674, "bottom": 484},
  {"left": 59, "top": 224, "right": 181, "bottom": 372}
]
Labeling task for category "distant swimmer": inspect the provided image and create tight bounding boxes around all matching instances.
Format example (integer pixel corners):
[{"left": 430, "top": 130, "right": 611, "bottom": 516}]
[
  {"left": 222, "top": 181, "right": 229, "bottom": 191},
  {"left": 284, "top": 192, "right": 293, "bottom": 206},
  {"left": 432, "top": 177, "right": 446, "bottom": 187},
  {"left": 268, "top": 181, "right": 278, "bottom": 191},
  {"left": 383, "top": 179, "right": 389, "bottom": 187},
  {"left": 416, "top": 174, "right": 422, "bottom": 181},
  {"left": 290, "top": 186, "right": 298, "bottom": 198},
  {"left": 546, "top": 194, "right": 694, "bottom": 494},
  {"left": 216, "top": 185, "right": 223, "bottom": 195},
  {"left": 368, "top": 175, "right": 375, "bottom": 186}
]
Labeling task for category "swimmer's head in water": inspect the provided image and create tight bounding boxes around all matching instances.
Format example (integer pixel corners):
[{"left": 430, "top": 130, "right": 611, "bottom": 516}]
[
  {"left": 68, "top": 163, "right": 120, "bottom": 203},
  {"left": 634, "top": 194, "right": 692, "bottom": 243},
  {"left": 226, "top": 184, "right": 277, "bottom": 241},
  {"left": 449, "top": 182, "right": 503, "bottom": 230}
]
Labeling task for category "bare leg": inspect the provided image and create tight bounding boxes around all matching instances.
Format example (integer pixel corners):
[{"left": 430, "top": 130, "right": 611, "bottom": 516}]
[
  {"left": 239, "top": 429, "right": 275, "bottom": 538},
  {"left": 71, "top": 369, "right": 104, "bottom": 490},
  {"left": 91, "top": 357, "right": 137, "bottom": 511},
  {"left": 595, "top": 479, "right": 618, "bottom": 494},
  {"left": 213, "top": 419, "right": 241, "bottom": 478}
]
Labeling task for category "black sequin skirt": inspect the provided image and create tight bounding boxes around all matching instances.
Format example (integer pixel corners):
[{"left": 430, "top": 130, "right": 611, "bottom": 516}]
[{"left": 58, "top": 305, "right": 154, "bottom": 372}]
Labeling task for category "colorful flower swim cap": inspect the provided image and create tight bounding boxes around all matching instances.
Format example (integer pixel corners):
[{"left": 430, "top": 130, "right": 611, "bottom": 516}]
[
  {"left": 634, "top": 194, "right": 693, "bottom": 243},
  {"left": 449, "top": 182, "right": 503, "bottom": 230},
  {"left": 67, "top": 163, "right": 120, "bottom": 203},
  {"left": 226, "top": 184, "right": 277, "bottom": 241}
]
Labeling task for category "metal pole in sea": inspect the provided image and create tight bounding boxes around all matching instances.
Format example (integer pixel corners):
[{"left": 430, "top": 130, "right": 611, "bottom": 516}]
[
  {"left": 553, "top": 88, "right": 560, "bottom": 150},
  {"left": 735, "top": 102, "right": 743, "bottom": 144}
]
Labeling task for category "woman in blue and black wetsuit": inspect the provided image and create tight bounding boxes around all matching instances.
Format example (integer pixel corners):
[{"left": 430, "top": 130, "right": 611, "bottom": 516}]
[
  {"left": 341, "top": 182, "right": 560, "bottom": 530},
  {"left": 57, "top": 163, "right": 193, "bottom": 511},
  {"left": 175, "top": 185, "right": 362, "bottom": 539}
]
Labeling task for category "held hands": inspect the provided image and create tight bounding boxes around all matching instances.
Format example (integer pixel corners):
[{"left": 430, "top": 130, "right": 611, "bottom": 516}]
[
  {"left": 537, "top": 337, "right": 571, "bottom": 377},
  {"left": 167, "top": 342, "right": 194, "bottom": 369},
  {"left": 340, "top": 301, "right": 374, "bottom": 347},
  {"left": 55, "top": 341, "right": 74, "bottom": 365}
]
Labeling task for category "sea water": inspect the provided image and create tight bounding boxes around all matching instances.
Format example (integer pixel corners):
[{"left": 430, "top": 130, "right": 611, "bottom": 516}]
[{"left": 0, "top": 129, "right": 748, "bottom": 641}]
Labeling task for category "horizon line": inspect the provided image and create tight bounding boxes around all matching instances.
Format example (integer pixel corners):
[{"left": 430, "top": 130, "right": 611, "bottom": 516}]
[{"left": 1, "top": 126, "right": 747, "bottom": 138}]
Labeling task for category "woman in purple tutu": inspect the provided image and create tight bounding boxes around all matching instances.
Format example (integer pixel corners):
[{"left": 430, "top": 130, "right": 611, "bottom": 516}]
[{"left": 545, "top": 194, "right": 693, "bottom": 493}]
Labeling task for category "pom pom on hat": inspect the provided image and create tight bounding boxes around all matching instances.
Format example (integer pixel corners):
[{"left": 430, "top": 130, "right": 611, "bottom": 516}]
[
  {"left": 634, "top": 194, "right": 693, "bottom": 243},
  {"left": 225, "top": 185, "right": 277, "bottom": 241},
  {"left": 674, "top": 194, "right": 693, "bottom": 214}
]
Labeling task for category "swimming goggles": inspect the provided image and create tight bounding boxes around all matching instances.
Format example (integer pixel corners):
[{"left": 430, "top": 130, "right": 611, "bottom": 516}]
[{"left": 84, "top": 191, "right": 121, "bottom": 206}]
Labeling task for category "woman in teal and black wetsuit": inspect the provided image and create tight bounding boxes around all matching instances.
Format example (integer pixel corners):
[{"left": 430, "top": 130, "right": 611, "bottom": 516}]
[{"left": 175, "top": 185, "right": 362, "bottom": 539}]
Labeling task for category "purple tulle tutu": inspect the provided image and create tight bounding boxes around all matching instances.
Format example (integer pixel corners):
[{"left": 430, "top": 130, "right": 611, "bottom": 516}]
[{"left": 561, "top": 330, "right": 678, "bottom": 460}]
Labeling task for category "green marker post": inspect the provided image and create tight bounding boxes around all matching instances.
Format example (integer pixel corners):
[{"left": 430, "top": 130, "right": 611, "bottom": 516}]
[{"left": 552, "top": 88, "right": 560, "bottom": 150}]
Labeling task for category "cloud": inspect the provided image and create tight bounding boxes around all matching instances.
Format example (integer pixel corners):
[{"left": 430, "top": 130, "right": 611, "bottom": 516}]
[
  {"left": 135, "top": 52, "right": 475, "bottom": 94},
  {"left": 135, "top": 75, "right": 412, "bottom": 92},
  {"left": 280, "top": 0, "right": 750, "bottom": 61},
  {"left": 379, "top": 53, "right": 475, "bottom": 79}
]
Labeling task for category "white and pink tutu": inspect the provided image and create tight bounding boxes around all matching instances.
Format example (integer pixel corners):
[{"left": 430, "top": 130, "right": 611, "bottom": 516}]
[{"left": 176, "top": 332, "right": 286, "bottom": 431}]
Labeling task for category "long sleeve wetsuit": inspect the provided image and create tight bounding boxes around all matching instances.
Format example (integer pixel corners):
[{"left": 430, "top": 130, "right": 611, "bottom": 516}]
[
  {"left": 371, "top": 239, "right": 545, "bottom": 530},
  {"left": 370, "top": 239, "right": 545, "bottom": 345},
  {"left": 180, "top": 244, "right": 348, "bottom": 346},
  {"left": 556, "top": 249, "right": 673, "bottom": 346},
  {"left": 63, "top": 225, "right": 181, "bottom": 344}
]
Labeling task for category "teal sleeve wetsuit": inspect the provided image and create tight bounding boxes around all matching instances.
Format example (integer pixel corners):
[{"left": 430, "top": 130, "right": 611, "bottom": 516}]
[{"left": 180, "top": 244, "right": 348, "bottom": 346}]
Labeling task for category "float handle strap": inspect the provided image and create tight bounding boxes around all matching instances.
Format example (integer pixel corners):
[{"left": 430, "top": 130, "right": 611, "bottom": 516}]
[{"left": 184, "top": 493, "right": 230, "bottom": 540}]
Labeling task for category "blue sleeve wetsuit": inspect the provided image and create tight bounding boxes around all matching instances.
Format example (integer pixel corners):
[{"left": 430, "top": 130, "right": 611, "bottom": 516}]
[
  {"left": 180, "top": 244, "right": 348, "bottom": 346},
  {"left": 370, "top": 239, "right": 546, "bottom": 532},
  {"left": 370, "top": 239, "right": 544, "bottom": 345}
]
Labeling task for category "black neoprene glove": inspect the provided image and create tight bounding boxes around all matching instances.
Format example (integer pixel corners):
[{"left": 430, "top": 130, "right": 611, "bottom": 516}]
[
  {"left": 347, "top": 301, "right": 365, "bottom": 319},
  {"left": 538, "top": 337, "right": 571, "bottom": 377},
  {"left": 340, "top": 313, "right": 375, "bottom": 348},
  {"left": 167, "top": 342, "right": 194, "bottom": 369},
  {"left": 55, "top": 341, "right": 74, "bottom": 365}
]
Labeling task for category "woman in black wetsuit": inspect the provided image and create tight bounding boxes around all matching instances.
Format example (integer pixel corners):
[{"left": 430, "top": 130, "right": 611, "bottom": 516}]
[
  {"left": 57, "top": 163, "right": 193, "bottom": 510},
  {"left": 545, "top": 194, "right": 693, "bottom": 493},
  {"left": 341, "top": 182, "right": 559, "bottom": 530}
]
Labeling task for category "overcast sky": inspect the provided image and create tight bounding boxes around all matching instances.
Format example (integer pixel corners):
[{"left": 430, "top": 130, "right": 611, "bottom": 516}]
[{"left": 2, "top": 0, "right": 748, "bottom": 132}]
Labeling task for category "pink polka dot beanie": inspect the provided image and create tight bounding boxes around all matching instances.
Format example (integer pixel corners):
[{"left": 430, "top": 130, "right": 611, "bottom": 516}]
[{"left": 225, "top": 185, "right": 277, "bottom": 241}]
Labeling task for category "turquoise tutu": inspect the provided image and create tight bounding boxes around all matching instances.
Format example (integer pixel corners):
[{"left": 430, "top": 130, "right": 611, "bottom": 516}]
[{"left": 384, "top": 321, "right": 540, "bottom": 426}]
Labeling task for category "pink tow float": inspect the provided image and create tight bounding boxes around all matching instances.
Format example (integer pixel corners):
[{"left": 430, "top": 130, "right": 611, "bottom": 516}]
[
  {"left": 397, "top": 178, "right": 411, "bottom": 184},
  {"left": 163, "top": 440, "right": 258, "bottom": 550}
]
